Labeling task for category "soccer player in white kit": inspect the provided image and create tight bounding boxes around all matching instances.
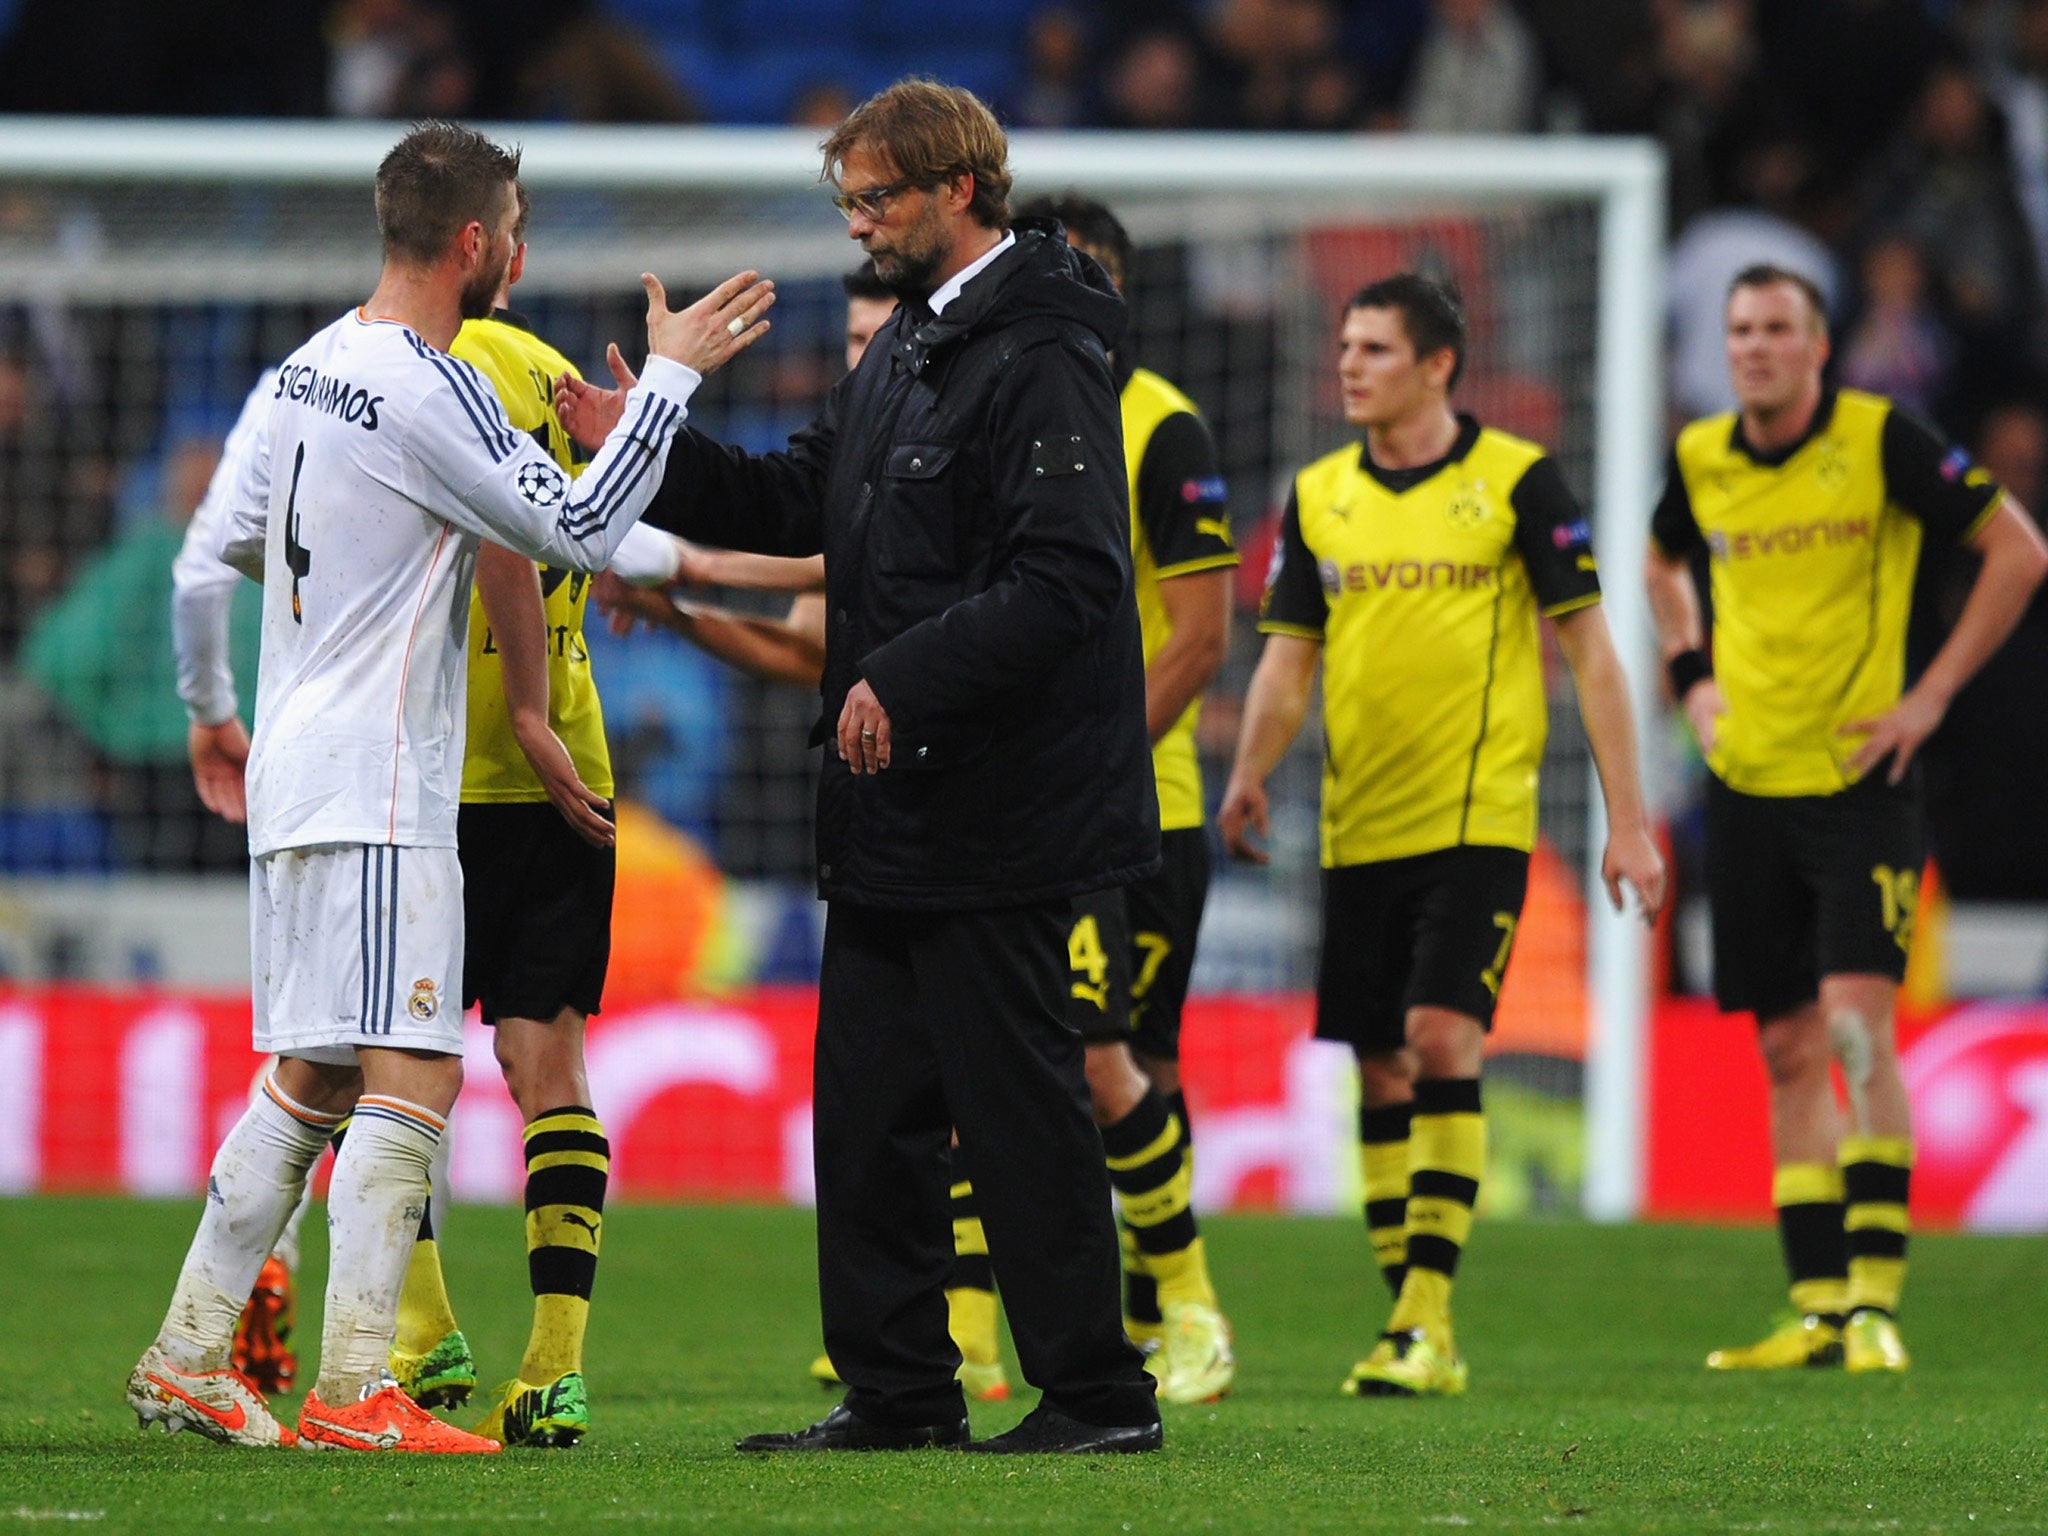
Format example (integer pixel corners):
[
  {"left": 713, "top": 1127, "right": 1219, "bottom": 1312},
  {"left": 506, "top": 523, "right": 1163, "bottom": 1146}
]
[{"left": 126, "top": 121, "right": 775, "bottom": 1453}]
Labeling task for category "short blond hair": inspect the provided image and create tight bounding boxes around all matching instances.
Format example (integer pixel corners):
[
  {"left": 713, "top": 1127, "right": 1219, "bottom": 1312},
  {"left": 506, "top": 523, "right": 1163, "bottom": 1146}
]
[{"left": 821, "top": 78, "right": 1011, "bottom": 230}]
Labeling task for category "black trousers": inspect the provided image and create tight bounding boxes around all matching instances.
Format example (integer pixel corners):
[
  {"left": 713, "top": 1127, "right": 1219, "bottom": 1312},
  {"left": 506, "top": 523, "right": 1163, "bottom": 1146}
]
[{"left": 814, "top": 898, "right": 1157, "bottom": 1431}]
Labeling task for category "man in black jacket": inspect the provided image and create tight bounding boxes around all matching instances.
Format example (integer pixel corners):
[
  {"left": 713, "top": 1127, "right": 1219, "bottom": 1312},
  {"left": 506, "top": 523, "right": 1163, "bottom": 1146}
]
[{"left": 563, "top": 78, "right": 1163, "bottom": 1455}]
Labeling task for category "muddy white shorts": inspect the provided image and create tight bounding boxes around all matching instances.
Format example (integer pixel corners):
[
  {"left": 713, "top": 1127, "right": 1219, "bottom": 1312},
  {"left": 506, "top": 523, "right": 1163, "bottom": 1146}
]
[{"left": 251, "top": 842, "right": 465, "bottom": 1064}]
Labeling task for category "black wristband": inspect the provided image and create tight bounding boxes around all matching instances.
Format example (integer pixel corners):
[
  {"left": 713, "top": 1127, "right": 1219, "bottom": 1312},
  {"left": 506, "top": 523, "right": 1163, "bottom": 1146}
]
[{"left": 1666, "top": 648, "right": 1712, "bottom": 700}]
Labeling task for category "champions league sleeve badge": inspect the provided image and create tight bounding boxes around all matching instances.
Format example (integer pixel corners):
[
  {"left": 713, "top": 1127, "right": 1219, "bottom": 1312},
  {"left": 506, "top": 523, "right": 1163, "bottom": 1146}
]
[{"left": 517, "top": 462, "right": 568, "bottom": 509}]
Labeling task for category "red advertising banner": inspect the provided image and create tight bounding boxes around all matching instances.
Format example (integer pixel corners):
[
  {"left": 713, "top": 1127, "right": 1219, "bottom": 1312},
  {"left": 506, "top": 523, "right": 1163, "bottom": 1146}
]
[
  {"left": 1644, "top": 996, "right": 2048, "bottom": 1230},
  {"left": 0, "top": 986, "right": 1343, "bottom": 1211},
  {"left": 2, "top": 985, "right": 2044, "bottom": 1231}
]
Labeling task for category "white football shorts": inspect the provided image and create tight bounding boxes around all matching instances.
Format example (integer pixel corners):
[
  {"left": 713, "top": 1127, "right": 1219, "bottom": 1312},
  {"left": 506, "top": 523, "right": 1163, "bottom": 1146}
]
[{"left": 251, "top": 842, "right": 465, "bottom": 1064}]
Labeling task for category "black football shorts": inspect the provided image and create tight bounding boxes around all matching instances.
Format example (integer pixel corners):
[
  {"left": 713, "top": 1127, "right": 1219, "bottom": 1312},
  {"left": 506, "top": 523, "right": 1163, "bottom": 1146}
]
[
  {"left": 1704, "top": 771, "right": 1924, "bottom": 1021},
  {"left": 1313, "top": 844, "right": 1531, "bottom": 1054},
  {"left": 458, "top": 800, "right": 615, "bottom": 1025},
  {"left": 1065, "top": 828, "right": 1212, "bottom": 1056}
]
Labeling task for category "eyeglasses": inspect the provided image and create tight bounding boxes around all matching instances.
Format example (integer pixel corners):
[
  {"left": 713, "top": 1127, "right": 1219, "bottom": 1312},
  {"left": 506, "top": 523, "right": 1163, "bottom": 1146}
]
[{"left": 832, "top": 178, "right": 919, "bottom": 222}]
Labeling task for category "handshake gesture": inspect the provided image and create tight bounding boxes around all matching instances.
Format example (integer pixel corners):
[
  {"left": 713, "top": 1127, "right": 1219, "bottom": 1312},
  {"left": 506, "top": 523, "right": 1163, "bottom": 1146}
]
[{"left": 561, "top": 269, "right": 776, "bottom": 449}]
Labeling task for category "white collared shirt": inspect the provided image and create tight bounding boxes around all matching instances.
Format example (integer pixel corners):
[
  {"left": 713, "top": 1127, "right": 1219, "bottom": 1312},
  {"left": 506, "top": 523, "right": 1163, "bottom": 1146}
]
[{"left": 927, "top": 231, "right": 1016, "bottom": 316}]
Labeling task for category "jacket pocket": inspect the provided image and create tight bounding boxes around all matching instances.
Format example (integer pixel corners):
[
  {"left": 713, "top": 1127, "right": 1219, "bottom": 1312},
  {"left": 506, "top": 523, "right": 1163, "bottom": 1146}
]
[{"left": 874, "top": 441, "right": 961, "bottom": 577}]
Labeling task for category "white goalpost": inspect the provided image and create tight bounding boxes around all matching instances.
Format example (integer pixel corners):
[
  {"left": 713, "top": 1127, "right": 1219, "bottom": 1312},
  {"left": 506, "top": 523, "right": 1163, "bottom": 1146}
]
[{"left": 0, "top": 121, "right": 1665, "bottom": 1219}]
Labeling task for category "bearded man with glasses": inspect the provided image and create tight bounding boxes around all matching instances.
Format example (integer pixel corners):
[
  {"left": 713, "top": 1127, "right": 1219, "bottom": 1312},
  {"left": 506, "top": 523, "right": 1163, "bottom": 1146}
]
[{"left": 560, "top": 77, "right": 1164, "bottom": 1456}]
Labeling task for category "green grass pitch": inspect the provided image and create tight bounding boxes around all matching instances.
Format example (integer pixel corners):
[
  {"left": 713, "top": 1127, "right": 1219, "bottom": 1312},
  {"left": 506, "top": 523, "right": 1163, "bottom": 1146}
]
[{"left": 3, "top": 1198, "right": 2044, "bottom": 1534}]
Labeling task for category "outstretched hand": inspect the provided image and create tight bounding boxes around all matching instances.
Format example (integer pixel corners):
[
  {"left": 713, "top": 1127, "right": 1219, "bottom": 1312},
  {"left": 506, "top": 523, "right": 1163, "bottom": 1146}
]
[
  {"left": 592, "top": 568, "right": 681, "bottom": 638},
  {"left": 553, "top": 270, "right": 776, "bottom": 453},
  {"left": 556, "top": 345, "right": 634, "bottom": 453},
  {"left": 645, "top": 269, "right": 775, "bottom": 376}
]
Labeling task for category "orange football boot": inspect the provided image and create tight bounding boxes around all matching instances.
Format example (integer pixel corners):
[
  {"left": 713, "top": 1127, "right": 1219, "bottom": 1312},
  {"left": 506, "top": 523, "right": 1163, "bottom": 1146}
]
[
  {"left": 231, "top": 1257, "right": 297, "bottom": 1398},
  {"left": 298, "top": 1382, "right": 501, "bottom": 1454}
]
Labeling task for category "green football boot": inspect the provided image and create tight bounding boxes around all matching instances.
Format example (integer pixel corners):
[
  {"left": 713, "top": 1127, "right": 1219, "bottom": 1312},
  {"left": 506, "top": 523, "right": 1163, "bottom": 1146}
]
[
  {"left": 390, "top": 1329, "right": 478, "bottom": 1410},
  {"left": 476, "top": 1371, "right": 589, "bottom": 1449}
]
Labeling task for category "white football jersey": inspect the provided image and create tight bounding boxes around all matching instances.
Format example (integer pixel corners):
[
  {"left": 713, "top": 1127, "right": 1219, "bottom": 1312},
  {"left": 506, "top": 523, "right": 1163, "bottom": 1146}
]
[
  {"left": 223, "top": 309, "right": 697, "bottom": 856},
  {"left": 172, "top": 368, "right": 276, "bottom": 728}
]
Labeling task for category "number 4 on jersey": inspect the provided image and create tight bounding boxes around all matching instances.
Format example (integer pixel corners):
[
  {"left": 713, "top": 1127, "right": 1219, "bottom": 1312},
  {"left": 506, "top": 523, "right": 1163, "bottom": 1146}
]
[{"left": 283, "top": 441, "right": 312, "bottom": 623}]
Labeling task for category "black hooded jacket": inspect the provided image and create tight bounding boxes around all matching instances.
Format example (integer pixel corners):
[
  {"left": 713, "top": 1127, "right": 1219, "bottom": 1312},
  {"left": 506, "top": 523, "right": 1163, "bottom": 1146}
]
[{"left": 645, "top": 220, "right": 1162, "bottom": 909}]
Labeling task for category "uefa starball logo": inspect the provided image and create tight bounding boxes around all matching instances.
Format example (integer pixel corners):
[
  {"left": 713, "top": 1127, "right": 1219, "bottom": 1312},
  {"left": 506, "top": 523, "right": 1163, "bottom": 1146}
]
[
  {"left": 1903, "top": 1006, "right": 2048, "bottom": 1230},
  {"left": 516, "top": 462, "right": 567, "bottom": 509}
]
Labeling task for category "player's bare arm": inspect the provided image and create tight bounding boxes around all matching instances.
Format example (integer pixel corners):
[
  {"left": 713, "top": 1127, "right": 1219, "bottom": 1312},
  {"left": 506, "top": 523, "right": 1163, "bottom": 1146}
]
[
  {"left": 1551, "top": 604, "right": 1669, "bottom": 923},
  {"left": 590, "top": 571, "right": 828, "bottom": 689},
  {"left": 473, "top": 540, "right": 615, "bottom": 849},
  {"left": 1644, "top": 544, "right": 1726, "bottom": 756},
  {"left": 1840, "top": 496, "right": 2048, "bottom": 783},
  {"left": 1218, "top": 633, "right": 1321, "bottom": 863},
  {"left": 675, "top": 544, "right": 827, "bottom": 593},
  {"left": 1146, "top": 568, "right": 1231, "bottom": 744}
]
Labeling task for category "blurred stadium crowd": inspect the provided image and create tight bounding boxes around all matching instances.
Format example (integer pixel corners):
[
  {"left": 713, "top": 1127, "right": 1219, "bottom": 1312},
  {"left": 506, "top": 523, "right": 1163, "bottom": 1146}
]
[{"left": 0, "top": 0, "right": 2043, "bottom": 966}]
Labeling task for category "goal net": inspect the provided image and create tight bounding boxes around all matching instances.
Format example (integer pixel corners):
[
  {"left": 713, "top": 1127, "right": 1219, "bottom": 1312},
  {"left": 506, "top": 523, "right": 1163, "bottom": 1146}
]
[{"left": 0, "top": 123, "right": 1662, "bottom": 1216}]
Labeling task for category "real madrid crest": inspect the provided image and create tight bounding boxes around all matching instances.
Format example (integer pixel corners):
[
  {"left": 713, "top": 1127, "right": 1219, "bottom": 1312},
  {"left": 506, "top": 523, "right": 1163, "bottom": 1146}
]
[{"left": 409, "top": 977, "right": 440, "bottom": 1021}]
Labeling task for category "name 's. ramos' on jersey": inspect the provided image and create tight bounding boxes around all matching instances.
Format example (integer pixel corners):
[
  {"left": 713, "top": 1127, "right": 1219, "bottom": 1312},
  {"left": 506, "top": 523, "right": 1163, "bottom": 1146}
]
[{"left": 273, "top": 362, "right": 384, "bottom": 431}]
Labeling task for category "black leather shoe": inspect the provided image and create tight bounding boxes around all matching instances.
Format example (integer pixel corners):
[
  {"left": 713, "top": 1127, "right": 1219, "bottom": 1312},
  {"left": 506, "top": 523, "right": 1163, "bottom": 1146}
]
[
  {"left": 967, "top": 1404, "right": 1163, "bottom": 1455},
  {"left": 735, "top": 1403, "right": 970, "bottom": 1453}
]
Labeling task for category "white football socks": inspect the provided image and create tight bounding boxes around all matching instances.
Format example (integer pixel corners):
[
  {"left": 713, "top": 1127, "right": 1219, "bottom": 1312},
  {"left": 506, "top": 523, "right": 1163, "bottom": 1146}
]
[
  {"left": 273, "top": 1184, "right": 312, "bottom": 1275},
  {"left": 157, "top": 1076, "right": 341, "bottom": 1372},
  {"left": 315, "top": 1095, "right": 444, "bottom": 1402},
  {"left": 426, "top": 1108, "right": 453, "bottom": 1239}
]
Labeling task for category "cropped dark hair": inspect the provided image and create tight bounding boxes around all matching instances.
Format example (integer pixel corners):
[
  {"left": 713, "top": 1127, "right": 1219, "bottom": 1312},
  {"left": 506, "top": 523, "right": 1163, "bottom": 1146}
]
[
  {"left": 821, "top": 78, "right": 1012, "bottom": 231},
  {"left": 841, "top": 259, "right": 893, "bottom": 302},
  {"left": 1727, "top": 263, "right": 1829, "bottom": 328},
  {"left": 1014, "top": 191, "right": 1131, "bottom": 287},
  {"left": 375, "top": 121, "right": 523, "bottom": 265},
  {"left": 1347, "top": 272, "right": 1468, "bottom": 388}
]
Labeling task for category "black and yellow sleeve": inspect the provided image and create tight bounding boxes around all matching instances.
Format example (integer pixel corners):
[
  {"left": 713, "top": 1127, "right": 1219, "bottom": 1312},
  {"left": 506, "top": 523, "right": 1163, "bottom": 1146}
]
[
  {"left": 1137, "top": 411, "right": 1238, "bottom": 578},
  {"left": 1649, "top": 447, "right": 1702, "bottom": 561},
  {"left": 1880, "top": 405, "right": 2003, "bottom": 543},
  {"left": 1509, "top": 455, "right": 1602, "bottom": 617},
  {"left": 1258, "top": 483, "right": 1327, "bottom": 638}
]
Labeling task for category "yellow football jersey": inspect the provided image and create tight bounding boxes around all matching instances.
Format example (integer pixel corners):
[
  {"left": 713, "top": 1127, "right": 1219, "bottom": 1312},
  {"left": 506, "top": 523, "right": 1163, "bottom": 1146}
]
[
  {"left": 1121, "top": 366, "right": 1237, "bottom": 832},
  {"left": 1654, "top": 389, "right": 2000, "bottom": 797},
  {"left": 451, "top": 314, "right": 613, "bottom": 802},
  {"left": 1261, "top": 418, "right": 1601, "bottom": 866}
]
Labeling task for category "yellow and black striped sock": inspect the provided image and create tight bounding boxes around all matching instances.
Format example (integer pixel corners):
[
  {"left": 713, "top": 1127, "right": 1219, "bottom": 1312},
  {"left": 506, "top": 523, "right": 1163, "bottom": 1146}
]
[
  {"left": 1123, "top": 1088, "right": 1192, "bottom": 1331},
  {"left": 1164, "top": 1088, "right": 1193, "bottom": 1151},
  {"left": 1387, "top": 1078, "right": 1483, "bottom": 1340},
  {"left": 945, "top": 1178, "right": 1001, "bottom": 1369},
  {"left": 1359, "top": 1100, "right": 1413, "bottom": 1302},
  {"left": 1839, "top": 1136, "right": 1911, "bottom": 1317},
  {"left": 1102, "top": 1087, "right": 1215, "bottom": 1311},
  {"left": 1772, "top": 1163, "right": 1849, "bottom": 1322},
  {"left": 519, "top": 1106, "right": 609, "bottom": 1386}
]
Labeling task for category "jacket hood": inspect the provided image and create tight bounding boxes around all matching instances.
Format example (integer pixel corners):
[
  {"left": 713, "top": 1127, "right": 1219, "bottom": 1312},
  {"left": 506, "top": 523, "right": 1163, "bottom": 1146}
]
[{"left": 894, "top": 219, "right": 1127, "bottom": 365}]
